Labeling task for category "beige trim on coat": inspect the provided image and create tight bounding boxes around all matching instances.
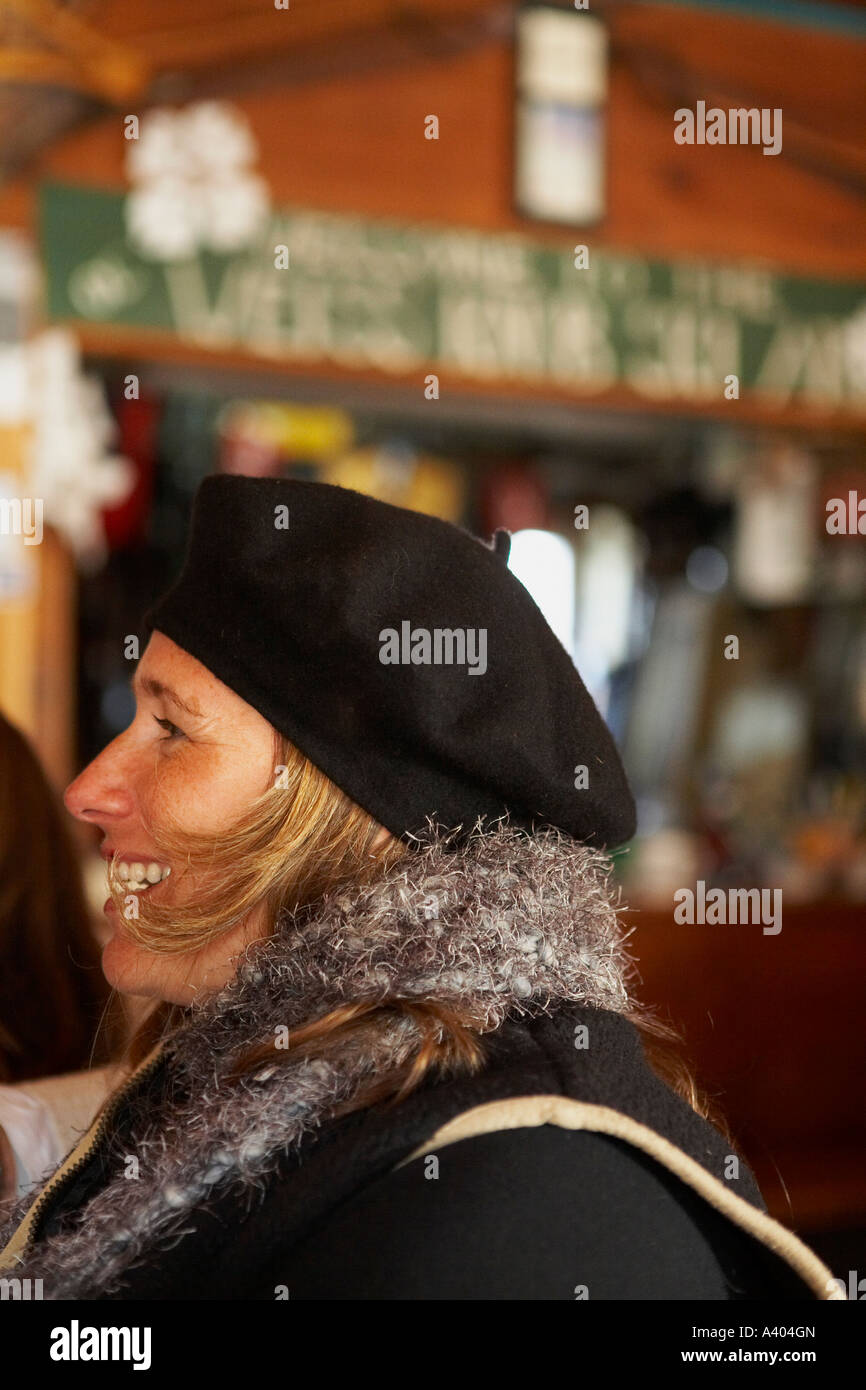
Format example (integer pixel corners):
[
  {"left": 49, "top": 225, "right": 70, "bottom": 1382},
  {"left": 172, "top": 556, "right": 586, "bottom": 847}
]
[
  {"left": 396, "top": 1094, "right": 845, "bottom": 1301},
  {"left": 1, "top": 1081, "right": 844, "bottom": 1299}
]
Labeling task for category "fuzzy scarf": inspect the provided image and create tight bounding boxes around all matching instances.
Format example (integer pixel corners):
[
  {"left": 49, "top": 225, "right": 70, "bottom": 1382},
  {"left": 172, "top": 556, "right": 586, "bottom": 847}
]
[{"left": 0, "top": 825, "right": 638, "bottom": 1299}]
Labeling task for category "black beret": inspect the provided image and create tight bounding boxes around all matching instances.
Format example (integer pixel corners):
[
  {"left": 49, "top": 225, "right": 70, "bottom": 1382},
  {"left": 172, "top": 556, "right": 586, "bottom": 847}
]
[{"left": 144, "top": 475, "right": 635, "bottom": 849}]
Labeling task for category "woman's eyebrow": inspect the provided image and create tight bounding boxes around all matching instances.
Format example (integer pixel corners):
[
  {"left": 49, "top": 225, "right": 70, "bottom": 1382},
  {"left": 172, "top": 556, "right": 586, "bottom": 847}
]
[{"left": 130, "top": 673, "right": 205, "bottom": 720}]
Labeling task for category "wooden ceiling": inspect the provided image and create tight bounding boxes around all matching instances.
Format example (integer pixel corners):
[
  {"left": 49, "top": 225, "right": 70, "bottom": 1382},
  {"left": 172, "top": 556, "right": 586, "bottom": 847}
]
[
  {"left": 0, "top": 0, "right": 513, "bottom": 180},
  {"left": 0, "top": 0, "right": 516, "bottom": 100},
  {"left": 0, "top": 0, "right": 864, "bottom": 204},
  {"left": 4, "top": 1, "right": 863, "bottom": 95}
]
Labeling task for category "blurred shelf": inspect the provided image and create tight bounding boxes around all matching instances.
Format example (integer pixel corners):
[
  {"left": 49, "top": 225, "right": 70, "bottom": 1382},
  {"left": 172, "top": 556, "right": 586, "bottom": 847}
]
[
  {"left": 67, "top": 319, "right": 866, "bottom": 437},
  {"left": 619, "top": 896, "right": 866, "bottom": 1233}
]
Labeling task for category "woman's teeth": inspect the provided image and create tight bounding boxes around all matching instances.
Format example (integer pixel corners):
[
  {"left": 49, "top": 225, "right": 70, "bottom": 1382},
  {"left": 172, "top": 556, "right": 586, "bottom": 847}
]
[{"left": 115, "top": 861, "right": 172, "bottom": 893}]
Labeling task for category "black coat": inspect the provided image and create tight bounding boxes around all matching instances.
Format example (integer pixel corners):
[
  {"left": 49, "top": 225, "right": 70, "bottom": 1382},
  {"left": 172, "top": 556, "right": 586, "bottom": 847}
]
[{"left": 6, "top": 1004, "right": 836, "bottom": 1301}]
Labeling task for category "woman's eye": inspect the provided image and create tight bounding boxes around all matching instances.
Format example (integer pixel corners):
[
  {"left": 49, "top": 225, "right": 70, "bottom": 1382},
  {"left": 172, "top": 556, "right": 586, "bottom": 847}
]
[{"left": 153, "top": 715, "right": 184, "bottom": 742}]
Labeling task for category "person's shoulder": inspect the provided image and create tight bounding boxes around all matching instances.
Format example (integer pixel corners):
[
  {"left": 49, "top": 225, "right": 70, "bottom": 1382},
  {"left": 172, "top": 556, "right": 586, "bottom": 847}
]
[{"left": 278, "top": 1122, "right": 774, "bottom": 1299}]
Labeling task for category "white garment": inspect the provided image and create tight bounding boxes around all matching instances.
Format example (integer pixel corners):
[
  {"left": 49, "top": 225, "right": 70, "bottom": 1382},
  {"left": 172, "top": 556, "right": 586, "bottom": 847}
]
[{"left": 0, "top": 1085, "right": 64, "bottom": 1198}]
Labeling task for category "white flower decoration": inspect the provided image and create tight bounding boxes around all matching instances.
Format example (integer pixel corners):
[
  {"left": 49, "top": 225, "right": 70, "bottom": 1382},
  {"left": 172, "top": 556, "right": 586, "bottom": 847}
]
[
  {"left": 125, "top": 101, "right": 271, "bottom": 261},
  {"left": 25, "top": 330, "right": 133, "bottom": 566}
]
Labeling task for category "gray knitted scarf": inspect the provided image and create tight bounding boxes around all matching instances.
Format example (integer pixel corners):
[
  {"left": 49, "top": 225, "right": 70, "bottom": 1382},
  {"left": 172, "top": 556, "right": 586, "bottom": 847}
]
[{"left": 0, "top": 824, "right": 637, "bottom": 1299}]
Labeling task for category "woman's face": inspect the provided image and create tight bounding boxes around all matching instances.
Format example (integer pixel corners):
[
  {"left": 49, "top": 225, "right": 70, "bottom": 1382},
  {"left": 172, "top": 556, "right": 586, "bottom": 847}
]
[{"left": 64, "top": 632, "right": 278, "bottom": 1005}]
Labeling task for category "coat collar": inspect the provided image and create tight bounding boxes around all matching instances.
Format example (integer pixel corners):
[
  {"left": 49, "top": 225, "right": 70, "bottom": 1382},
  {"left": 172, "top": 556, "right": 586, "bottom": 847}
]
[{"left": 0, "top": 825, "right": 638, "bottom": 1297}]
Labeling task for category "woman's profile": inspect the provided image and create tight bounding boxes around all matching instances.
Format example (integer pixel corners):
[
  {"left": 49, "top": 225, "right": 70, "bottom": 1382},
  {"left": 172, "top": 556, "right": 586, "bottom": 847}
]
[{"left": 0, "top": 475, "right": 840, "bottom": 1300}]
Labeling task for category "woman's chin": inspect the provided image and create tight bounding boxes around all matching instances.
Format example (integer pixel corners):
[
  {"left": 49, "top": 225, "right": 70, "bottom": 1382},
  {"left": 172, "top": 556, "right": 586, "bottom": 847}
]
[{"left": 102, "top": 931, "right": 161, "bottom": 999}]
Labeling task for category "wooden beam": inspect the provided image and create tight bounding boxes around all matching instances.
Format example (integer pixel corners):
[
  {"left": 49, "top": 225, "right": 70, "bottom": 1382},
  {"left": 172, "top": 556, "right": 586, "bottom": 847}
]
[
  {"left": 0, "top": 424, "right": 38, "bottom": 741},
  {"left": 102, "top": 0, "right": 502, "bottom": 68},
  {"left": 0, "top": 0, "right": 150, "bottom": 100},
  {"left": 0, "top": 47, "right": 131, "bottom": 99},
  {"left": 33, "top": 525, "right": 76, "bottom": 793},
  {"left": 66, "top": 320, "right": 866, "bottom": 436}
]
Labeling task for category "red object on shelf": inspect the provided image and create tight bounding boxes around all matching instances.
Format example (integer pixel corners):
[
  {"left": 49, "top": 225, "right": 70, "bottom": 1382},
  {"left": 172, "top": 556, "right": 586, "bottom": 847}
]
[
  {"left": 478, "top": 462, "right": 549, "bottom": 536},
  {"left": 102, "top": 392, "right": 161, "bottom": 549}
]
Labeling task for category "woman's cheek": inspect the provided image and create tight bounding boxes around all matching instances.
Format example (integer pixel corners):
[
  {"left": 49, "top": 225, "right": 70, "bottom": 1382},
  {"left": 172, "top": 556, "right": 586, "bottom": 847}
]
[
  {"left": 146, "top": 750, "right": 200, "bottom": 823},
  {"left": 150, "top": 748, "right": 239, "bottom": 832}
]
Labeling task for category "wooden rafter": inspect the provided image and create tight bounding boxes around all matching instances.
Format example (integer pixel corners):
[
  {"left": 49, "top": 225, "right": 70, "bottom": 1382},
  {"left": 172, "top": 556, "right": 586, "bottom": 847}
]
[{"left": 0, "top": 0, "right": 150, "bottom": 100}]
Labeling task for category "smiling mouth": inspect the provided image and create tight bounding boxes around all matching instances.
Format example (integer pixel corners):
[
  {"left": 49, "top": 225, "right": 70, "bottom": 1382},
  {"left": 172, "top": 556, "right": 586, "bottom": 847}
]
[{"left": 110, "top": 860, "right": 173, "bottom": 894}]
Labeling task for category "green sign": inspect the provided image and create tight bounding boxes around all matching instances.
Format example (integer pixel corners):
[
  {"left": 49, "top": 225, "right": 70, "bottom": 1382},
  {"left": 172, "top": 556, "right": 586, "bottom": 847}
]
[{"left": 39, "top": 181, "right": 866, "bottom": 413}]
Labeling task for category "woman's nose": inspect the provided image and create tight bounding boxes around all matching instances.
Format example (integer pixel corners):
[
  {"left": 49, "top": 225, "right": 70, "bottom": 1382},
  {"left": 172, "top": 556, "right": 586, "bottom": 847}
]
[{"left": 64, "top": 737, "right": 136, "bottom": 824}]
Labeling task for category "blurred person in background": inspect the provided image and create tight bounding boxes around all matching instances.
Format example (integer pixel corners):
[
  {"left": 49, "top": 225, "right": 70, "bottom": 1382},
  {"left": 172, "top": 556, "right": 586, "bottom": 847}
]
[
  {"left": 0, "top": 713, "right": 127, "bottom": 1201},
  {"left": 0, "top": 477, "right": 842, "bottom": 1300}
]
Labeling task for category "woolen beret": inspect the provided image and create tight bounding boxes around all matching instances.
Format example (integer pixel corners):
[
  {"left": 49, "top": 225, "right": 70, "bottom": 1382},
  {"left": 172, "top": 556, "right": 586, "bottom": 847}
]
[{"left": 143, "top": 474, "right": 635, "bottom": 848}]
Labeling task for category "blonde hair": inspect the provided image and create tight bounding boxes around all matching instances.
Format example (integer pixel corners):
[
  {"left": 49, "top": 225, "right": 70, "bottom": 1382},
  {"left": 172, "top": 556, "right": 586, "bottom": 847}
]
[{"left": 121, "top": 733, "right": 727, "bottom": 1134}]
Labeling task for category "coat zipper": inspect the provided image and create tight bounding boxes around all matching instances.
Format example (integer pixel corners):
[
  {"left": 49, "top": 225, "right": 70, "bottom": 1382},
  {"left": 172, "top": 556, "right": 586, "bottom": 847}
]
[{"left": 1, "top": 1044, "right": 167, "bottom": 1265}]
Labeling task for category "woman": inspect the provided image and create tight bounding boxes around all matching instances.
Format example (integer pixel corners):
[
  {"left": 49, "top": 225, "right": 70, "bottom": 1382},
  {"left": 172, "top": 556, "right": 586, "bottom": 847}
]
[
  {"left": 0, "top": 475, "right": 839, "bottom": 1300},
  {"left": 0, "top": 712, "right": 124, "bottom": 1085},
  {"left": 0, "top": 713, "right": 127, "bottom": 1202}
]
